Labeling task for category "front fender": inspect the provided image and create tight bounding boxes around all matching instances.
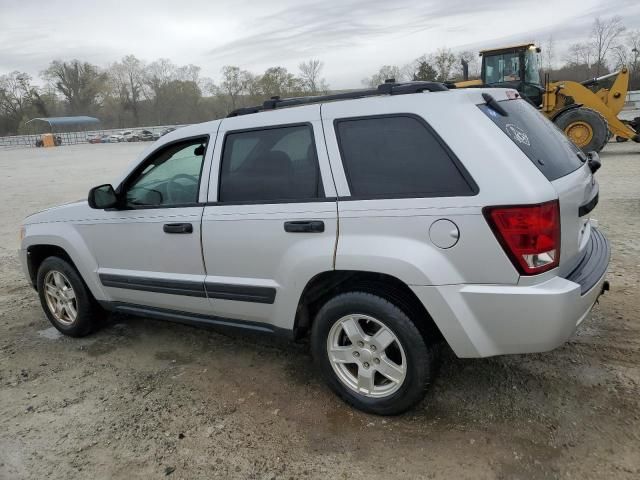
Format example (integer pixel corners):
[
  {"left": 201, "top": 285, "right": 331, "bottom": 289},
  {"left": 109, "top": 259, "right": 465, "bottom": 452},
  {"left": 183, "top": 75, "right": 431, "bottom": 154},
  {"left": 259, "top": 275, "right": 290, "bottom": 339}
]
[{"left": 21, "top": 223, "right": 109, "bottom": 301}]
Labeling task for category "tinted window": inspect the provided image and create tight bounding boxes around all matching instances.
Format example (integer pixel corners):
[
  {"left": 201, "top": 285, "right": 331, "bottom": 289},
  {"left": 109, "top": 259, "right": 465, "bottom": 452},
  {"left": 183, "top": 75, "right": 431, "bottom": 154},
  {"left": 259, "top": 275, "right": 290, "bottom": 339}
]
[
  {"left": 125, "top": 138, "right": 207, "bottom": 207},
  {"left": 478, "top": 99, "right": 584, "bottom": 181},
  {"left": 335, "top": 115, "right": 475, "bottom": 198},
  {"left": 219, "top": 125, "right": 323, "bottom": 202}
]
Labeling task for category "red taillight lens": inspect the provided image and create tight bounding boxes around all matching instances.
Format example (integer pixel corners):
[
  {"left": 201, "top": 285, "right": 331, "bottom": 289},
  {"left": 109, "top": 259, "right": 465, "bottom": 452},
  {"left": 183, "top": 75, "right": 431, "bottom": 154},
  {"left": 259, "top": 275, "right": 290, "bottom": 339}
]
[{"left": 483, "top": 200, "right": 560, "bottom": 275}]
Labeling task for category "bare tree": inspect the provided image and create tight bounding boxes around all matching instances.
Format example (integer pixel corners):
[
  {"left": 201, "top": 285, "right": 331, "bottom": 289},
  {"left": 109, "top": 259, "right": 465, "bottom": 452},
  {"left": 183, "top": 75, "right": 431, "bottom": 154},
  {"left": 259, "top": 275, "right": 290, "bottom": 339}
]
[
  {"left": 591, "top": 16, "right": 626, "bottom": 75},
  {"left": 177, "top": 64, "right": 202, "bottom": 85},
  {"left": 564, "top": 43, "right": 594, "bottom": 67},
  {"left": 431, "top": 48, "right": 458, "bottom": 81},
  {"left": 610, "top": 30, "right": 640, "bottom": 88},
  {"left": 0, "top": 72, "right": 38, "bottom": 133},
  {"left": 42, "top": 60, "right": 107, "bottom": 114},
  {"left": 629, "top": 30, "right": 640, "bottom": 88},
  {"left": 298, "top": 59, "right": 328, "bottom": 94},
  {"left": 362, "top": 65, "right": 404, "bottom": 87},
  {"left": 258, "top": 67, "right": 301, "bottom": 97},
  {"left": 110, "top": 55, "right": 145, "bottom": 124},
  {"left": 219, "top": 66, "right": 251, "bottom": 109},
  {"left": 543, "top": 36, "right": 555, "bottom": 71}
]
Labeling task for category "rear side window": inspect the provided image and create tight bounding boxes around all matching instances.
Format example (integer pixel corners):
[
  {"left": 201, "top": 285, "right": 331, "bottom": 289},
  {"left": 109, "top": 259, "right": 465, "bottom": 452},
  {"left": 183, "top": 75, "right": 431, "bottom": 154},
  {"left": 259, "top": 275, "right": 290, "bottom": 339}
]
[
  {"left": 478, "top": 99, "right": 584, "bottom": 181},
  {"left": 219, "top": 124, "right": 323, "bottom": 203},
  {"left": 335, "top": 115, "right": 476, "bottom": 198}
]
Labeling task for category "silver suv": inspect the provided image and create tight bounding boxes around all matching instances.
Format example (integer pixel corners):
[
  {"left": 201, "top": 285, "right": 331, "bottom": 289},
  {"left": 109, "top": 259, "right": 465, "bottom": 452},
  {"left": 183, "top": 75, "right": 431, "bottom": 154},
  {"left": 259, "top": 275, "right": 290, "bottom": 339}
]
[{"left": 20, "top": 82, "right": 610, "bottom": 414}]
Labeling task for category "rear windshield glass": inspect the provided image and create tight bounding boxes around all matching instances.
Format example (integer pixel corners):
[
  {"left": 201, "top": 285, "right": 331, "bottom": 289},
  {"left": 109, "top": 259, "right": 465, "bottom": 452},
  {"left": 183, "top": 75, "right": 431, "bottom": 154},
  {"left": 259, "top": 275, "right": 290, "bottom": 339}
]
[{"left": 478, "top": 99, "right": 584, "bottom": 181}]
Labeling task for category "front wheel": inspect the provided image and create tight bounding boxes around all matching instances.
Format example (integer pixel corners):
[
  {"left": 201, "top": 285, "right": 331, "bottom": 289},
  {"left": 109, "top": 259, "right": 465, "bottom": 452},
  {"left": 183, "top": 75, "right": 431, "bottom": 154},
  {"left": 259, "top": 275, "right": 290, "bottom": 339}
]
[
  {"left": 311, "top": 292, "right": 434, "bottom": 415},
  {"left": 554, "top": 107, "right": 609, "bottom": 153},
  {"left": 37, "top": 256, "right": 104, "bottom": 337}
]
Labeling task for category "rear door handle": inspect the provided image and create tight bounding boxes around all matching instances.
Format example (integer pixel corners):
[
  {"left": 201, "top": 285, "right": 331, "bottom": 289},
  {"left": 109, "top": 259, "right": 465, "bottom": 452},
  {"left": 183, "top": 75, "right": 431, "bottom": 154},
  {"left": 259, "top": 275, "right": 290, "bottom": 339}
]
[
  {"left": 163, "top": 223, "right": 193, "bottom": 234},
  {"left": 284, "top": 220, "right": 325, "bottom": 233}
]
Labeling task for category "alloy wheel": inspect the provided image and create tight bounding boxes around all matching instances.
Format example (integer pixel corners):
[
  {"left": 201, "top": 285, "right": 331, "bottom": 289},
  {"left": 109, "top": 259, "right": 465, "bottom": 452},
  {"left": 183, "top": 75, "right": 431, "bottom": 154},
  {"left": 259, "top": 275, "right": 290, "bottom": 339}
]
[
  {"left": 327, "top": 314, "right": 407, "bottom": 398},
  {"left": 43, "top": 270, "right": 77, "bottom": 325}
]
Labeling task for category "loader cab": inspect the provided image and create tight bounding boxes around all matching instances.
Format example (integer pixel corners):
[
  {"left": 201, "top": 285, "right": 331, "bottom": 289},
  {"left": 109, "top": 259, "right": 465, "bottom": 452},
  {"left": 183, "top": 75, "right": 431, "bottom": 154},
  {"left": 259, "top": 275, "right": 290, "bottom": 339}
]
[{"left": 481, "top": 44, "right": 544, "bottom": 106}]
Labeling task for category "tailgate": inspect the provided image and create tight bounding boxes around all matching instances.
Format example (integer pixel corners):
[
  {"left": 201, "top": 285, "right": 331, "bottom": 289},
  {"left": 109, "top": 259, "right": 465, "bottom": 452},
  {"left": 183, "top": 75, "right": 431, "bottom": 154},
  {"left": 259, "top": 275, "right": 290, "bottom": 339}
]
[{"left": 477, "top": 95, "right": 600, "bottom": 276}]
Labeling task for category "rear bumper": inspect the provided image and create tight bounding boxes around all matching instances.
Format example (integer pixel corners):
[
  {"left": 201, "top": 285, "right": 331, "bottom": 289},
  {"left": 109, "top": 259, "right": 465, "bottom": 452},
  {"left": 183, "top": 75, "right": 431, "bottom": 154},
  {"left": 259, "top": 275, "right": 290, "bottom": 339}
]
[{"left": 412, "top": 228, "right": 610, "bottom": 358}]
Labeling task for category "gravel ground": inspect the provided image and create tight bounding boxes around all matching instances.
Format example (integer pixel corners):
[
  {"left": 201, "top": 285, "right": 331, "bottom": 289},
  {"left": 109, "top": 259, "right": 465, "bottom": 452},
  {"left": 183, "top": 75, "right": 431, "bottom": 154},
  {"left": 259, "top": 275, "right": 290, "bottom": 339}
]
[{"left": 0, "top": 142, "right": 638, "bottom": 480}]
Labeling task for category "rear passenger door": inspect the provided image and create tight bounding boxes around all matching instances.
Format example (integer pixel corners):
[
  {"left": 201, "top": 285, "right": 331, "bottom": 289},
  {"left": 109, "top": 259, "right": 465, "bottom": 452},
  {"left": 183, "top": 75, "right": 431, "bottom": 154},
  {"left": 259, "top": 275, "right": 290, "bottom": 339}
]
[{"left": 201, "top": 105, "right": 338, "bottom": 331}]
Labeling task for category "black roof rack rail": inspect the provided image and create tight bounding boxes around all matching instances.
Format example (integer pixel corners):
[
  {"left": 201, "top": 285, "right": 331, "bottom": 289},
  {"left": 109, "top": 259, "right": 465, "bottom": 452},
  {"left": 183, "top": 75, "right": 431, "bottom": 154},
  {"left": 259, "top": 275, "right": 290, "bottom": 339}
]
[{"left": 226, "top": 80, "right": 449, "bottom": 117}]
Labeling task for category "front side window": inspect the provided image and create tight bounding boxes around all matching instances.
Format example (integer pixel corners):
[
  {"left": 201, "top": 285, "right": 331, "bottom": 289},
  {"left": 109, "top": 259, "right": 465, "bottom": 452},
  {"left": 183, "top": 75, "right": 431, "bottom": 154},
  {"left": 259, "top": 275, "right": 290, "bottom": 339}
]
[
  {"left": 125, "top": 138, "right": 207, "bottom": 207},
  {"left": 219, "top": 125, "right": 323, "bottom": 203},
  {"left": 524, "top": 49, "right": 542, "bottom": 85},
  {"left": 335, "top": 115, "right": 476, "bottom": 198}
]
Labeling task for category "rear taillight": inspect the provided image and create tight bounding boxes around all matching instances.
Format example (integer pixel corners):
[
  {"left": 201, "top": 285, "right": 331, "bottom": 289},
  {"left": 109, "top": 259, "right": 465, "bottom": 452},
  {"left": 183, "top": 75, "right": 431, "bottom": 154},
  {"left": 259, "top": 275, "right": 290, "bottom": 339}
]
[{"left": 483, "top": 200, "right": 560, "bottom": 275}]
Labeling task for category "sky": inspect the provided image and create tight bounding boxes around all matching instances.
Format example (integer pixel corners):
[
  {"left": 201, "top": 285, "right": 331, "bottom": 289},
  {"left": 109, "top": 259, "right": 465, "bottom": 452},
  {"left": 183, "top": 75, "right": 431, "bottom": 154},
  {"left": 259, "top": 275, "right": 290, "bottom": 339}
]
[{"left": 1, "top": 0, "right": 639, "bottom": 89}]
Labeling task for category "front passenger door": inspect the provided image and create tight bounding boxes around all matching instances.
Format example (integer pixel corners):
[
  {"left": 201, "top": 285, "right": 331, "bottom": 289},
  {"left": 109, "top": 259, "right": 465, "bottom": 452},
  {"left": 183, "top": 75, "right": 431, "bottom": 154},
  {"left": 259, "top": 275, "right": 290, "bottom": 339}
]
[{"left": 79, "top": 136, "right": 213, "bottom": 315}]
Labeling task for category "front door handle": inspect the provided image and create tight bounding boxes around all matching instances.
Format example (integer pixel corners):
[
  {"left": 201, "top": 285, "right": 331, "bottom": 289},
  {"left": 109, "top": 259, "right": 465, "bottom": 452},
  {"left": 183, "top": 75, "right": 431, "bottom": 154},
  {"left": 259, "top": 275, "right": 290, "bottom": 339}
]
[
  {"left": 163, "top": 223, "right": 193, "bottom": 234},
  {"left": 284, "top": 220, "right": 325, "bottom": 233}
]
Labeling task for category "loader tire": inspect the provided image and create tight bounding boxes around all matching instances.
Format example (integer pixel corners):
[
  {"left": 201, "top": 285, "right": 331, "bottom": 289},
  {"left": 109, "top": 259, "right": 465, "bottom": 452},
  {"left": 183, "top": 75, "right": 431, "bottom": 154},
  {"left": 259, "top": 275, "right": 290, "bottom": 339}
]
[{"left": 554, "top": 107, "right": 609, "bottom": 153}]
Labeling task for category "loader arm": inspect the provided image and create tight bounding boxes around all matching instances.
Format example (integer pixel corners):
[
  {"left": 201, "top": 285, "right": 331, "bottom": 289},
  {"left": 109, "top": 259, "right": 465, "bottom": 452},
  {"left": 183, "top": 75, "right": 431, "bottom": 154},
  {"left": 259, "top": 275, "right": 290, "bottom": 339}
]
[
  {"left": 547, "top": 69, "right": 639, "bottom": 142},
  {"left": 591, "top": 68, "right": 629, "bottom": 116}
]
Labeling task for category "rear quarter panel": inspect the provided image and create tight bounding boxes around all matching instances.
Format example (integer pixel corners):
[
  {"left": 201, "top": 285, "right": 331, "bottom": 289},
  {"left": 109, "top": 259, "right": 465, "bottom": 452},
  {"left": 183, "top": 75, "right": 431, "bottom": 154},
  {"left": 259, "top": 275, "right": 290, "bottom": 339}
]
[{"left": 322, "top": 90, "right": 560, "bottom": 287}]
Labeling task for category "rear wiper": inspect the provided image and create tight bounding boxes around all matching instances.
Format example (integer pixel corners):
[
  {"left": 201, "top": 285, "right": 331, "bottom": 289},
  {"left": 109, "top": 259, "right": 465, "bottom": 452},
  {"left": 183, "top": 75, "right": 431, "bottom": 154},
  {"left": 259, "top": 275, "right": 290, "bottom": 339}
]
[
  {"left": 482, "top": 93, "right": 508, "bottom": 116},
  {"left": 576, "top": 150, "right": 587, "bottom": 162}
]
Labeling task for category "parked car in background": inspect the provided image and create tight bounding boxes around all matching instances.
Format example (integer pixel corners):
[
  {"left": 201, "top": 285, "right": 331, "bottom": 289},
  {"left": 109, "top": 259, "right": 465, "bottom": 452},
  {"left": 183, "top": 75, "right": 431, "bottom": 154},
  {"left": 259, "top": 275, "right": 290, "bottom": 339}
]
[
  {"left": 138, "top": 129, "right": 160, "bottom": 141},
  {"left": 88, "top": 134, "right": 109, "bottom": 144},
  {"left": 19, "top": 82, "right": 610, "bottom": 415},
  {"left": 122, "top": 130, "right": 140, "bottom": 142},
  {"left": 108, "top": 133, "right": 124, "bottom": 143}
]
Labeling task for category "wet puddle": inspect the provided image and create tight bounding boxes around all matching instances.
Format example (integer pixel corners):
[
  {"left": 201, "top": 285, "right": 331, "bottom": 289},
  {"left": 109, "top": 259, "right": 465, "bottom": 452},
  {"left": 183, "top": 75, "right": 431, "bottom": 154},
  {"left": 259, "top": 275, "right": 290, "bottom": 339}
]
[{"left": 37, "top": 326, "right": 62, "bottom": 340}]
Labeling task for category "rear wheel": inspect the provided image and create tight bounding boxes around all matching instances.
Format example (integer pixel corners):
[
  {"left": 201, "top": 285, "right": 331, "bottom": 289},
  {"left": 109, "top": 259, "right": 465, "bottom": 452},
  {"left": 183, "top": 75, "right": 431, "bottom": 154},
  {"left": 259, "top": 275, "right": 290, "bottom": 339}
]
[
  {"left": 37, "top": 256, "right": 104, "bottom": 337},
  {"left": 554, "top": 107, "right": 609, "bottom": 153},
  {"left": 311, "top": 292, "right": 434, "bottom": 415}
]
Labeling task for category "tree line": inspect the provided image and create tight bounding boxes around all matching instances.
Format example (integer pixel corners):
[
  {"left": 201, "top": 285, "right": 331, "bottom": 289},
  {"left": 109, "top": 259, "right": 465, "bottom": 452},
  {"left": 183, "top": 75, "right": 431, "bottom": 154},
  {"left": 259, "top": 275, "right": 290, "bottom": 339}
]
[
  {"left": 1, "top": 16, "right": 638, "bottom": 137},
  {"left": 0, "top": 58, "right": 331, "bottom": 136}
]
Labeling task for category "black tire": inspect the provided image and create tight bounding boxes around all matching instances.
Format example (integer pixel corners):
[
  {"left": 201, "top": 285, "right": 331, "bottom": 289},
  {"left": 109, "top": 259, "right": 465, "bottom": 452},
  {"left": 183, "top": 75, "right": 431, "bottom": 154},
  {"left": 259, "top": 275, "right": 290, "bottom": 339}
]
[
  {"left": 554, "top": 107, "right": 609, "bottom": 153},
  {"left": 615, "top": 136, "right": 629, "bottom": 143},
  {"left": 311, "top": 292, "right": 434, "bottom": 415},
  {"left": 36, "top": 256, "right": 104, "bottom": 337}
]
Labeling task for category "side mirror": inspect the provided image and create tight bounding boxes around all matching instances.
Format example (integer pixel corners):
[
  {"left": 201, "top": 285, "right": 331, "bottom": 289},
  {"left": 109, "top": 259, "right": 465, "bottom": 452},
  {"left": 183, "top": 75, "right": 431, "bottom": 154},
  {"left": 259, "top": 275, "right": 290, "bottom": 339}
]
[{"left": 88, "top": 184, "right": 118, "bottom": 209}]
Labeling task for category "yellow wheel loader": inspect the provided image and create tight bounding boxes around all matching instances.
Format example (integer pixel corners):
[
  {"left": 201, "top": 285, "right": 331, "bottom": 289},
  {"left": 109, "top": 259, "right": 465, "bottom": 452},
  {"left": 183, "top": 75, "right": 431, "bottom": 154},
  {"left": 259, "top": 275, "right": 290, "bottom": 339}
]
[{"left": 457, "top": 43, "right": 639, "bottom": 152}]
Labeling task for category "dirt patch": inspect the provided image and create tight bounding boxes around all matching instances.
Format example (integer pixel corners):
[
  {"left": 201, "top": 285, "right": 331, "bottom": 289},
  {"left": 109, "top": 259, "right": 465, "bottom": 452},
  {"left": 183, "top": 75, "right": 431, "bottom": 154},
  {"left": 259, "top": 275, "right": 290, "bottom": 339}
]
[{"left": 0, "top": 142, "right": 639, "bottom": 479}]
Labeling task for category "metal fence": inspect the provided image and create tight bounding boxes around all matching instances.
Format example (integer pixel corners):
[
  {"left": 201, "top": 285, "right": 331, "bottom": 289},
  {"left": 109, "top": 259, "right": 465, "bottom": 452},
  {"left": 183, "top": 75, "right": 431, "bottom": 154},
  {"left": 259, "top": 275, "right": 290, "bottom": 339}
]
[{"left": 0, "top": 124, "right": 188, "bottom": 150}]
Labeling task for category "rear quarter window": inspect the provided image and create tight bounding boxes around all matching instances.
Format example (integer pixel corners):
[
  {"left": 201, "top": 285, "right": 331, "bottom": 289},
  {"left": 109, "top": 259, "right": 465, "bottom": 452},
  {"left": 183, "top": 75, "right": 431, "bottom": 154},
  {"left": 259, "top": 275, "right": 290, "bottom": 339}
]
[
  {"left": 335, "top": 115, "right": 477, "bottom": 198},
  {"left": 478, "top": 98, "right": 584, "bottom": 181}
]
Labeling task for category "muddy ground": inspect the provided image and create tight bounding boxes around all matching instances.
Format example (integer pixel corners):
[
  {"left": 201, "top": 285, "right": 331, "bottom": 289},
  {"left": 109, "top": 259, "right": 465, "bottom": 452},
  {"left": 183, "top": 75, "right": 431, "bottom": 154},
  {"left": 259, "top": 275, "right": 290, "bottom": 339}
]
[{"left": 0, "top": 142, "right": 638, "bottom": 480}]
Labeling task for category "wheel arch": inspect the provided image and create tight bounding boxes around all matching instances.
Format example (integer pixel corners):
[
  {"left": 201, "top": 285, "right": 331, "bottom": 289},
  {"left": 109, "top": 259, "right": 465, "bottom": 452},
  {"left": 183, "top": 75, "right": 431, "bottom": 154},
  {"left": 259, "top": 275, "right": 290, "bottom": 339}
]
[
  {"left": 22, "top": 228, "right": 107, "bottom": 301},
  {"left": 293, "top": 270, "right": 444, "bottom": 344},
  {"left": 26, "top": 244, "right": 75, "bottom": 287}
]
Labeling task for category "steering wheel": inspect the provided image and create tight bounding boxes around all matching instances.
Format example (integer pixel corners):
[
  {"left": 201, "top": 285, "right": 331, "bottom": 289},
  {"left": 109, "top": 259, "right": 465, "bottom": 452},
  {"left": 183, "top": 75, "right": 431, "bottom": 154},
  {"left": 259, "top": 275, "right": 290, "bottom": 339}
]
[{"left": 166, "top": 174, "right": 198, "bottom": 203}]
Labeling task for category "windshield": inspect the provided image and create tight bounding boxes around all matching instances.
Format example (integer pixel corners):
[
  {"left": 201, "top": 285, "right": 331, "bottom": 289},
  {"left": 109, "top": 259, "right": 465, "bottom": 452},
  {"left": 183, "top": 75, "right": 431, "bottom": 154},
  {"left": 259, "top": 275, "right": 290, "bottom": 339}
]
[{"left": 484, "top": 52, "right": 521, "bottom": 84}]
